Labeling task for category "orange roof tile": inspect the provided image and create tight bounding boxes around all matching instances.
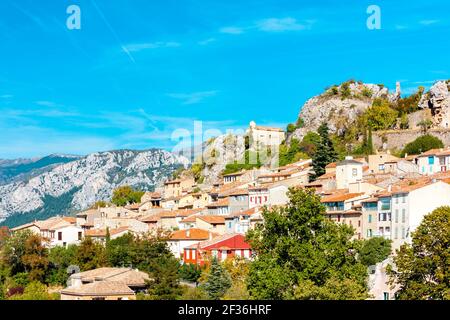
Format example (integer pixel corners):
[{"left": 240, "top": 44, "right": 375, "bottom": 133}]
[
  {"left": 197, "top": 215, "right": 225, "bottom": 224},
  {"left": 170, "top": 228, "right": 217, "bottom": 240},
  {"left": 321, "top": 193, "right": 365, "bottom": 203}
]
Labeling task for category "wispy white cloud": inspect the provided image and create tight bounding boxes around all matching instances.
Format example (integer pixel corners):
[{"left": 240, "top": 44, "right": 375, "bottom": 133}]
[
  {"left": 419, "top": 20, "right": 440, "bottom": 26},
  {"left": 256, "top": 17, "right": 311, "bottom": 32},
  {"left": 124, "top": 41, "right": 181, "bottom": 52},
  {"left": 0, "top": 94, "right": 13, "bottom": 99},
  {"left": 220, "top": 17, "right": 314, "bottom": 35},
  {"left": 220, "top": 27, "right": 245, "bottom": 35},
  {"left": 395, "top": 25, "right": 408, "bottom": 30},
  {"left": 36, "top": 100, "right": 60, "bottom": 107},
  {"left": 198, "top": 38, "right": 217, "bottom": 46},
  {"left": 167, "top": 91, "right": 218, "bottom": 105}
]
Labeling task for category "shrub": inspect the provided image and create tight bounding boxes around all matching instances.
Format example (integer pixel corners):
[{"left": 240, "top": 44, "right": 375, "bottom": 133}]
[{"left": 401, "top": 134, "right": 444, "bottom": 157}]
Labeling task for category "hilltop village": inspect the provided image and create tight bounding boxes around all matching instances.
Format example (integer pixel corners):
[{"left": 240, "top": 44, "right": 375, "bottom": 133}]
[{"left": 6, "top": 117, "right": 450, "bottom": 300}]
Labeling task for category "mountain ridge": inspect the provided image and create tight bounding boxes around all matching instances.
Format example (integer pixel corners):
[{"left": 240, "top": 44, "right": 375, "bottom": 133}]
[{"left": 0, "top": 148, "right": 189, "bottom": 227}]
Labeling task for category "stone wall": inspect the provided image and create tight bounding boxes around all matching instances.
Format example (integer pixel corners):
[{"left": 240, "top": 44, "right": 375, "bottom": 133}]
[{"left": 373, "top": 128, "right": 450, "bottom": 151}]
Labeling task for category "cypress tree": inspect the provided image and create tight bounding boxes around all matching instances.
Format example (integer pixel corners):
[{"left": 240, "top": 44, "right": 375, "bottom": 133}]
[{"left": 312, "top": 123, "right": 338, "bottom": 179}]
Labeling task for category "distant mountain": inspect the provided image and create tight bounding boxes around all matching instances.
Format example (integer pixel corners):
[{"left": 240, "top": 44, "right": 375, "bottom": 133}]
[
  {"left": 0, "top": 154, "right": 81, "bottom": 185},
  {"left": 0, "top": 149, "right": 189, "bottom": 228}
]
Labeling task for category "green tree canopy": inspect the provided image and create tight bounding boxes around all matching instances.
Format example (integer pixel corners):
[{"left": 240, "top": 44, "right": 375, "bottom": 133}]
[
  {"left": 111, "top": 186, "right": 144, "bottom": 206},
  {"left": 365, "top": 98, "right": 398, "bottom": 131},
  {"left": 388, "top": 206, "right": 450, "bottom": 300},
  {"left": 358, "top": 237, "right": 392, "bottom": 267},
  {"left": 312, "top": 123, "right": 338, "bottom": 179},
  {"left": 201, "top": 258, "right": 232, "bottom": 300},
  {"left": 401, "top": 134, "right": 444, "bottom": 157},
  {"left": 145, "top": 256, "right": 182, "bottom": 300},
  {"left": 246, "top": 188, "right": 369, "bottom": 300}
]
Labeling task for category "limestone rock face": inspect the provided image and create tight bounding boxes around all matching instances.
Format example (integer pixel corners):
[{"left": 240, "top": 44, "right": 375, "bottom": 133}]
[
  {"left": 0, "top": 149, "right": 189, "bottom": 224},
  {"left": 419, "top": 81, "right": 450, "bottom": 128},
  {"left": 291, "top": 83, "right": 395, "bottom": 141}
]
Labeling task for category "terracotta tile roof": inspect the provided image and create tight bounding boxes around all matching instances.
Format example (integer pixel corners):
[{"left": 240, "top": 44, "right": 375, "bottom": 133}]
[
  {"left": 85, "top": 227, "right": 129, "bottom": 237},
  {"left": 325, "top": 162, "right": 337, "bottom": 169},
  {"left": 197, "top": 215, "right": 225, "bottom": 224},
  {"left": 139, "top": 214, "right": 161, "bottom": 223},
  {"left": 170, "top": 228, "right": 217, "bottom": 241},
  {"left": 12, "top": 216, "right": 78, "bottom": 232},
  {"left": 71, "top": 267, "right": 149, "bottom": 286},
  {"left": 186, "top": 233, "right": 247, "bottom": 249},
  {"left": 321, "top": 193, "right": 365, "bottom": 203},
  {"left": 419, "top": 148, "right": 450, "bottom": 157},
  {"left": 76, "top": 209, "right": 100, "bottom": 217},
  {"left": 226, "top": 207, "right": 258, "bottom": 218},
  {"left": 361, "top": 197, "right": 379, "bottom": 203},
  {"left": 159, "top": 208, "right": 203, "bottom": 218},
  {"left": 206, "top": 198, "right": 230, "bottom": 208},
  {"left": 180, "top": 215, "right": 199, "bottom": 223},
  {"left": 226, "top": 189, "right": 249, "bottom": 196},
  {"left": 61, "top": 281, "right": 135, "bottom": 296},
  {"left": 317, "top": 172, "right": 336, "bottom": 180}
]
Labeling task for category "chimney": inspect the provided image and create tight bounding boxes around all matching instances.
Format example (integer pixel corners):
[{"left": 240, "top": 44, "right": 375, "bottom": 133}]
[
  {"left": 345, "top": 156, "right": 354, "bottom": 161},
  {"left": 388, "top": 184, "right": 392, "bottom": 192},
  {"left": 186, "top": 229, "right": 190, "bottom": 238},
  {"left": 209, "top": 232, "right": 213, "bottom": 240}
]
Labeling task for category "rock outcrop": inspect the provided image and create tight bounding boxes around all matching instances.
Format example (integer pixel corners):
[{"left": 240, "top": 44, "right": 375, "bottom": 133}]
[
  {"left": 0, "top": 149, "right": 189, "bottom": 225},
  {"left": 291, "top": 82, "right": 396, "bottom": 142},
  {"left": 419, "top": 80, "right": 450, "bottom": 128}
]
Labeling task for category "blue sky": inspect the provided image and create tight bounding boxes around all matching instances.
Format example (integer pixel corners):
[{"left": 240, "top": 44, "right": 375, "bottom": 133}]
[{"left": 0, "top": 0, "right": 449, "bottom": 159}]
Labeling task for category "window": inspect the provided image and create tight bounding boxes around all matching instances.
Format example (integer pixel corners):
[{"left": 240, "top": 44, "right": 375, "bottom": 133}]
[
  {"left": 78, "top": 232, "right": 82, "bottom": 241},
  {"left": 192, "top": 250, "right": 196, "bottom": 260},
  {"left": 395, "top": 196, "right": 399, "bottom": 204},
  {"left": 186, "top": 249, "right": 190, "bottom": 260},
  {"left": 383, "top": 292, "right": 390, "bottom": 300},
  {"left": 58, "top": 232, "right": 62, "bottom": 241},
  {"left": 402, "top": 209, "right": 406, "bottom": 223},
  {"left": 378, "top": 164, "right": 385, "bottom": 171},
  {"left": 395, "top": 210, "right": 399, "bottom": 223},
  {"left": 402, "top": 195, "right": 406, "bottom": 204},
  {"left": 368, "top": 214, "right": 372, "bottom": 223},
  {"left": 428, "top": 156, "right": 434, "bottom": 165},
  {"left": 367, "top": 229, "right": 372, "bottom": 237},
  {"left": 358, "top": 220, "right": 361, "bottom": 227},
  {"left": 221, "top": 250, "right": 228, "bottom": 261},
  {"left": 394, "top": 227, "right": 398, "bottom": 239},
  {"left": 337, "top": 215, "right": 341, "bottom": 222},
  {"left": 352, "top": 168, "right": 358, "bottom": 177},
  {"left": 379, "top": 227, "right": 384, "bottom": 235},
  {"left": 401, "top": 227, "right": 405, "bottom": 239}
]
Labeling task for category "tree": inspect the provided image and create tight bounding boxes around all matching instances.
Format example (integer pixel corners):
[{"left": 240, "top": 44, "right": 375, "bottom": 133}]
[
  {"left": 46, "top": 245, "right": 78, "bottom": 285},
  {"left": 365, "top": 98, "right": 398, "bottom": 131},
  {"left": 145, "top": 256, "right": 182, "bottom": 300},
  {"left": 111, "top": 186, "right": 144, "bottom": 206},
  {"left": 0, "top": 230, "right": 32, "bottom": 276},
  {"left": 401, "top": 134, "right": 444, "bottom": 157},
  {"left": 222, "top": 258, "right": 250, "bottom": 300},
  {"left": 246, "top": 188, "right": 369, "bottom": 300},
  {"left": 312, "top": 123, "right": 338, "bottom": 179},
  {"left": 179, "top": 263, "right": 202, "bottom": 284},
  {"left": 417, "top": 119, "right": 433, "bottom": 134},
  {"left": 89, "top": 201, "right": 110, "bottom": 209},
  {"left": 358, "top": 237, "right": 392, "bottom": 267},
  {"left": 8, "top": 281, "right": 56, "bottom": 300},
  {"left": 287, "top": 123, "right": 297, "bottom": 133},
  {"left": 299, "top": 131, "right": 321, "bottom": 157},
  {"left": 388, "top": 206, "right": 450, "bottom": 300},
  {"left": 21, "top": 234, "right": 49, "bottom": 283},
  {"left": 75, "top": 238, "right": 106, "bottom": 271},
  {"left": 201, "top": 258, "right": 232, "bottom": 300}
]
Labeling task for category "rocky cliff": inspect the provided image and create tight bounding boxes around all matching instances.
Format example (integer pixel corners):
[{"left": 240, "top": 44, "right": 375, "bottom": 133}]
[
  {"left": 0, "top": 149, "right": 189, "bottom": 227},
  {"left": 290, "top": 82, "right": 397, "bottom": 142}
]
